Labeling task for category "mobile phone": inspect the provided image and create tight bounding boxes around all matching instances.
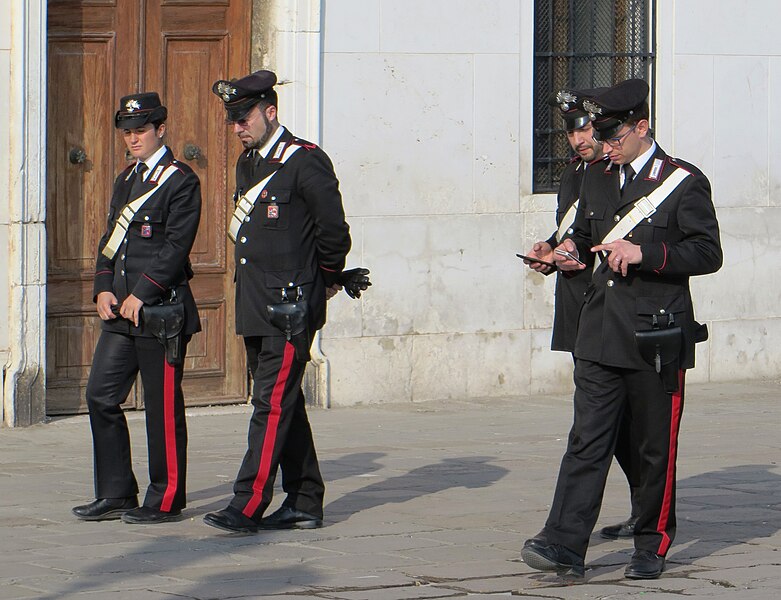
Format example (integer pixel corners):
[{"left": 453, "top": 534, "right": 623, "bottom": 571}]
[
  {"left": 516, "top": 253, "right": 556, "bottom": 269},
  {"left": 554, "top": 248, "right": 586, "bottom": 266}
]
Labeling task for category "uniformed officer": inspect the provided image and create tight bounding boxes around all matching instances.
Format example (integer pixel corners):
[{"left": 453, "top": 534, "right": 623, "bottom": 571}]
[
  {"left": 522, "top": 87, "right": 639, "bottom": 539},
  {"left": 203, "top": 70, "right": 366, "bottom": 533},
  {"left": 521, "top": 79, "right": 722, "bottom": 579},
  {"left": 72, "top": 92, "right": 202, "bottom": 524}
]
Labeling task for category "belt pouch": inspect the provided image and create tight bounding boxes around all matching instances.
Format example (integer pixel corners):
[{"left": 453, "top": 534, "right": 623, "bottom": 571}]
[
  {"left": 267, "top": 291, "right": 310, "bottom": 362},
  {"left": 635, "top": 325, "right": 682, "bottom": 393},
  {"left": 142, "top": 292, "right": 185, "bottom": 365}
]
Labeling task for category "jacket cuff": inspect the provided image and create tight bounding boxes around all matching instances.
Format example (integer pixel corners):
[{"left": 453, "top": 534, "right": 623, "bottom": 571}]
[
  {"left": 320, "top": 265, "right": 341, "bottom": 287},
  {"left": 132, "top": 273, "right": 166, "bottom": 304},
  {"left": 639, "top": 242, "right": 667, "bottom": 272},
  {"left": 93, "top": 271, "right": 114, "bottom": 302}
]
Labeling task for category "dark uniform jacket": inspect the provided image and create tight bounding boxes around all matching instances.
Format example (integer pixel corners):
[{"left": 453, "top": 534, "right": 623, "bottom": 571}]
[
  {"left": 232, "top": 127, "right": 351, "bottom": 337},
  {"left": 94, "top": 147, "right": 202, "bottom": 337},
  {"left": 544, "top": 157, "right": 596, "bottom": 352},
  {"left": 569, "top": 143, "right": 722, "bottom": 370}
]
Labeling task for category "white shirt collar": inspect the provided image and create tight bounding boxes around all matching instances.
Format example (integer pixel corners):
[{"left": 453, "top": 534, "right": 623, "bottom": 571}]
[
  {"left": 628, "top": 139, "right": 657, "bottom": 178},
  {"left": 136, "top": 145, "right": 168, "bottom": 180}
]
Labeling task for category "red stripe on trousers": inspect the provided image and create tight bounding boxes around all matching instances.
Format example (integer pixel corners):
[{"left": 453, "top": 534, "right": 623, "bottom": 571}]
[
  {"left": 243, "top": 341, "right": 295, "bottom": 518},
  {"left": 160, "top": 358, "right": 178, "bottom": 512},
  {"left": 655, "top": 369, "right": 684, "bottom": 555}
]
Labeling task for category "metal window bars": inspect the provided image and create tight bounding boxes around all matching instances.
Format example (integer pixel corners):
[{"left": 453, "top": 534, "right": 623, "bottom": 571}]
[{"left": 533, "top": 0, "right": 656, "bottom": 193}]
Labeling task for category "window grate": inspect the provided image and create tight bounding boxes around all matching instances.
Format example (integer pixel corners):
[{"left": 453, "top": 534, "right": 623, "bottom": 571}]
[{"left": 533, "top": 0, "right": 656, "bottom": 193}]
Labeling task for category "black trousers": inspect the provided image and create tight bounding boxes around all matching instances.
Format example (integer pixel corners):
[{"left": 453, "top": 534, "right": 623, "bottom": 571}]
[
  {"left": 230, "top": 335, "right": 325, "bottom": 520},
  {"left": 543, "top": 359, "right": 685, "bottom": 558},
  {"left": 85, "top": 330, "right": 189, "bottom": 512},
  {"left": 574, "top": 356, "right": 640, "bottom": 518},
  {"left": 614, "top": 404, "right": 641, "bottom": 518}
]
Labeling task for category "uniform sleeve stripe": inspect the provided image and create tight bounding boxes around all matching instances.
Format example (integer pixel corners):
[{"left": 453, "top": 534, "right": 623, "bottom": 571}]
[{"left": 143, "top": 273, "right": 166, "bottom": 290}]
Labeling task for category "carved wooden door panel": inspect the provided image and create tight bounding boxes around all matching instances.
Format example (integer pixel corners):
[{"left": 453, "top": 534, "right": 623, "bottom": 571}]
[{"left": 46, "top": 0, "right": 251, "bottom": 414}]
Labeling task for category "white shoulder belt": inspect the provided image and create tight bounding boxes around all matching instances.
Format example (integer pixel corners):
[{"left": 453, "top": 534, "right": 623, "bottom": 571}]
[
  {"left": 593, "top": 167, "right": 691, "bottom": 270},
  {"left": 600, "top": 167, "right": 691, "bottom": 244},
  {"left": 101, "top": 164, "right": 180, "bottom": 259},
  {"left": 228, "top": 144, "right": 301, "bottom": 243}
]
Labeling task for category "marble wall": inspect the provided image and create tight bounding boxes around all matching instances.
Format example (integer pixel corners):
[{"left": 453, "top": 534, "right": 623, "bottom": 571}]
[{"left": 314, "top": 0, "right": 781, "bottom": 405}]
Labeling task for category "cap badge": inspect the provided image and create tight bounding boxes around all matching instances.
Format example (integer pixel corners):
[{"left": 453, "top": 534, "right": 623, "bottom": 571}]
[
  {"left": 125, "top": 99, "right": 141, "bottom": 112},
  {"left": 555, "top": 91, "right": 577, "bottom": 112},
  {"left": 216, "top": 81, "right": 237, "bottom": 102},
  {"left": 582, "top": 99, "right": 602, "bottom": 119}
]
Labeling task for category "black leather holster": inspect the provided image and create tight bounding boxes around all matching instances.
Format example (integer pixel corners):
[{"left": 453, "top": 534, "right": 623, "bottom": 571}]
[
  {"left": 267, "top": 287, "right": 311, "bottom": 362},
  {"left": 142, "top": 291, "right": 185, "bottom": 365}
]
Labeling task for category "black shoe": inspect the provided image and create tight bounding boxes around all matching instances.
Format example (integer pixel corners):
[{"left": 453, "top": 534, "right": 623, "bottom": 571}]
[
  {"left": 625, "top": 549, "right": 665, "bottom": 579},
  {"left": 599, "top": 516, "right": 638, "bottom": 539},
  {"left": 203, "top": 506, "right": 260, "bottom": 533},
  {"left": 259, "top": 505, "right": 323, "bottom": 530},
  {"left": 521, "top": 538, "right": 585, "bottom": 578},
  {"left": 121, "top": 506, "right": 182, "bottom": 524},
  {"left": 72, "top": 497, "right": 138, "bottom": 521}
]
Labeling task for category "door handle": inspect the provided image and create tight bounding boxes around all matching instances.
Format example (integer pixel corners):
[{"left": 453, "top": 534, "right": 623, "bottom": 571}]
[
  {"left": 69, "top": 147, "right": 87, "bottom": 164},
  {"left": 183, "top": 144, "right": 202, "bottom": 160}
]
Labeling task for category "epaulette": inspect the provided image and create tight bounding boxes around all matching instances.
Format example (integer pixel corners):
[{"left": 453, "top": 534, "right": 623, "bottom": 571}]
[
  {"left": 291, "top": 138, "right": 318, "bottom": 151},
  {"left": 667, "top": 156, "right": 692, "bottom": 175}
]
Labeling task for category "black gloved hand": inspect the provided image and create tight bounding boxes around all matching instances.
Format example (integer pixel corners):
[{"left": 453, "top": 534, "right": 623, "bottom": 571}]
[{"left": 338, "top": 267, "right": 372, "bottom": 299}]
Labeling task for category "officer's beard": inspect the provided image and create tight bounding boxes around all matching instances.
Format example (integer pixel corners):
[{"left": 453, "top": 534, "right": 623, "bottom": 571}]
[{"left": 246, "top": 112, "right": 276, "bottom": 150}]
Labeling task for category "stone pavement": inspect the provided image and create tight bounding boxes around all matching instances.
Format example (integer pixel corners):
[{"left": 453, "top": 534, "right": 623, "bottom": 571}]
[{"left": 1, "top": 380, "right": 780, "bottom": 599}]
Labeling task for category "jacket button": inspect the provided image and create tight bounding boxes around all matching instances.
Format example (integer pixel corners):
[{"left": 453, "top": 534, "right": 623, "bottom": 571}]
[
  {"left": 271, "top": 196, "right": 277, "bottom": 201},
  {"left": 244, "top": 216, "right": 251, "bottom": 222},
  {"left": 144, "top": 216, "right": 150, "bottom": 221},
  {"left": 240, "top": 236, "right": 247, "bottom": 243},
  {"left": 239, "top": 258, "right": 247, "bottom": 265},
  {"left": 120, "top": 254, "right": 125, "bottom": 260},
  {"left": 614, "top": 214, "right": 620, "bottom": 222},
  {"left": 120, "top": 270, "right": 125, "bottom": 276},
  {"left": 606, "top": 280, "right": 614, "bottom": 287},
  {"left": 567, "top": 228, "right": 574, "bottom": 234},
  {"left": 659, "top": 308, "right": 666, "bottom": 314},
  {"left": 589, "top": 211, "right": 594, "bottom": 216},
  {"left": 288, "top": 281, "right": 295, "bottom": 286}
]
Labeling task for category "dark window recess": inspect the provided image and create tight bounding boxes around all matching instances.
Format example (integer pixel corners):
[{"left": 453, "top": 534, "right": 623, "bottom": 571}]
[{"left": 533, "top": 0, "right": 656, "bottom": 193}]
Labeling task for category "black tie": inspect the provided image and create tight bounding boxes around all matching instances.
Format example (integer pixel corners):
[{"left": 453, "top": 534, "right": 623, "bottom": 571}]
[
  {"left": 130, "top": 163, "right": 148, "bottom": 195},
  {"left": 248, "top": 149, "right": 263, "bottom": 179},
  {"left": 621, "top": 164, "right": 635, "bottom": 196}
]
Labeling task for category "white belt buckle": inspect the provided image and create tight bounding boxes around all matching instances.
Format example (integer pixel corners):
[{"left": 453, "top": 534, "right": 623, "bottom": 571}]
[{"left": 635, "top": 196, "right": 656, "bottom": 219}]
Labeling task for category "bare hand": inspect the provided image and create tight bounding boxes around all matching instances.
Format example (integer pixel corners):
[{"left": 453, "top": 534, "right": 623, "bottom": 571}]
[
  {"left": 524, "top": 241, "right": 554, "bottom": 273},
  {"left": 553, "top": 239, "right": 587, "bottom": 271},
  {"left": 120, "top": 294, "right": 144, "bottom": 327},
  {"left": 592, "top": 239, "right": 642, "bottom": 277},
  {"left": 96, "top": 291, "right": 119, "bottom": 321}
]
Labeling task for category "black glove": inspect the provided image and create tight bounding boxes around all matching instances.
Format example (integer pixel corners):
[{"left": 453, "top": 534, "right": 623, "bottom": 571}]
[{"left": 338, "top": 267, "right": 372, "bottom": 299}]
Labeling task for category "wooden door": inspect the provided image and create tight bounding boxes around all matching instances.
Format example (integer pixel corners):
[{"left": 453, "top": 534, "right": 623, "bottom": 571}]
[{"left": 46, "top": 0, "right": 251, "bottom": 415}]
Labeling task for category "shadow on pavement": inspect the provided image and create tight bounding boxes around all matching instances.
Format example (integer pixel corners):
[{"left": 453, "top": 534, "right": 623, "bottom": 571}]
[
  {"left": 591, "top": 463, "right": 781, "bottom": 568},
  {"left": 325, "top": 455, "right": 509, "bottom": 522}
]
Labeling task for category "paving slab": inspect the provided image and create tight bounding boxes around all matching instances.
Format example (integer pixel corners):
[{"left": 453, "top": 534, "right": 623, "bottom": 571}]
[{"left": 1, "top": 381, "right": 780, "bottom": 599}]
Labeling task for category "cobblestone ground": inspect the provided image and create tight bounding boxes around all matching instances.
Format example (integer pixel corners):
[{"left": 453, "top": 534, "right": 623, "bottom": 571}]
[{"left": 1, "top": 381, "right": 779, "bottom": 599}]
